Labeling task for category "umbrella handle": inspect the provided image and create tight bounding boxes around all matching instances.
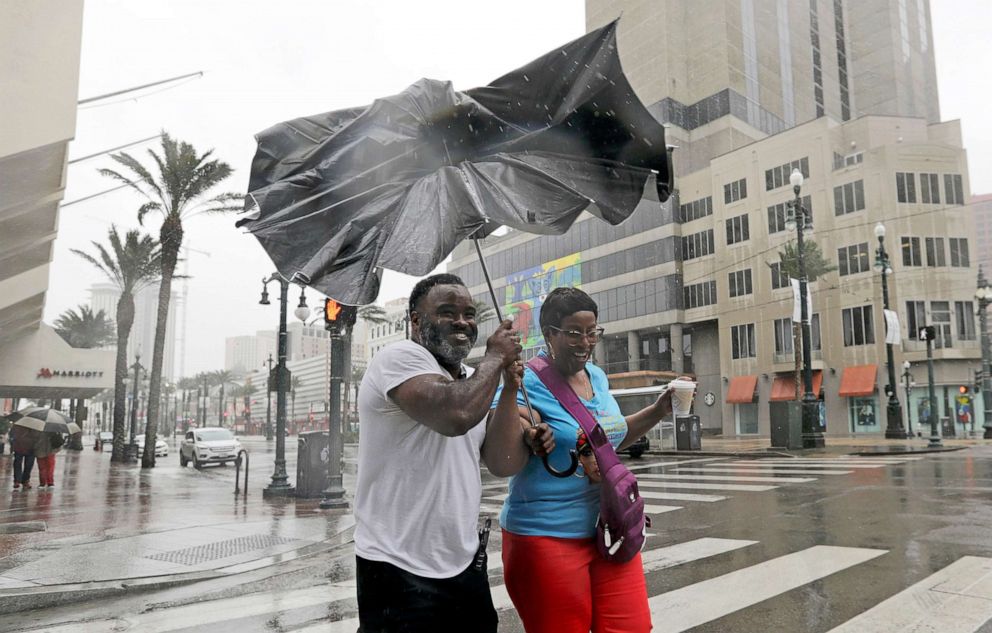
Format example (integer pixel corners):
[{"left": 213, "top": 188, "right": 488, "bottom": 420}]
[{"left": 474, "top": 236, "right": 579, "bottom": 479}]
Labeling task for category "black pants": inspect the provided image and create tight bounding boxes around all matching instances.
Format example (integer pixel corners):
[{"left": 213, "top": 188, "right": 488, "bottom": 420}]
[
  {"left": 13, "top": 453, "right": 34, "bottom": 484},
  {"left": 356, "top": 556, "right": 497, "bottom": 633}
]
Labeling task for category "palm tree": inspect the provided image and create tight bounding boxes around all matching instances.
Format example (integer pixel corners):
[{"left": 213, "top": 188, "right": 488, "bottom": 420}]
[
  {"left": 342, "top": 305, "right": 391, "bottom": 424},
  {"left": 290, "top": 375, "right": 304, "bottom": 427},
  {"left": 210, "top": 370, "right": 236, "bottom": 426},
  {"left": 72, "top": 227, "right": 161, "bottom": 463},
  {"left": 772, "top": 239, "right": 837, "bottom": 398},
  {"left": 99, "top": 133, "right": 242, "bottom": 468},
  {"left": 176, "top": 376, "right": 199, "bottom": 431},
  {"left": 54, "top": 306, "right": 115, "bottom": 348}
]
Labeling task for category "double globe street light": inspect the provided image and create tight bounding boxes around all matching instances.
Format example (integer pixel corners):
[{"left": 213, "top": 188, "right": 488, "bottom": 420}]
[
  {"left": 974, "top": 269, "right": 992, "bottom": 438},
  {"left": 873, "top": 223, "right": 907, "bottom": 439}
]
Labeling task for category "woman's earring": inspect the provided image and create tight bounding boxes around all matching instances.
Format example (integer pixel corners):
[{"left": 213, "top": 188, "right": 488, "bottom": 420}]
[{"left": 548, "top": 345, "right": 556, "bottom": 360}]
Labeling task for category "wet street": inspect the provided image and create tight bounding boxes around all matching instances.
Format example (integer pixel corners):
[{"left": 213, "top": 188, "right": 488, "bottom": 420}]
[{"left": 2, "top": 441, "right": 992, "bottom": 631}]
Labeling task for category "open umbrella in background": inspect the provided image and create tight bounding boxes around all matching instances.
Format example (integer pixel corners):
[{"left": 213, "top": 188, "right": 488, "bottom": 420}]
[
  {"left": 238, "top": 19, "right": 675, "bottom": 477},
  {"left": 9, "top": 407, "right": 82, "bottom": 435},
  {"left": 237, "top": 19, "right": 673, "bottom": 305}
]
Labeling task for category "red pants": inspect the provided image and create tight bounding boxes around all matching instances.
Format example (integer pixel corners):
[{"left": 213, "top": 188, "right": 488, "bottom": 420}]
[
  {"left": 36, "top": 455, "right": 55, "bottom": 486},
  {"left": 501, "top": 530, "right": 652, "bottom": 633}
]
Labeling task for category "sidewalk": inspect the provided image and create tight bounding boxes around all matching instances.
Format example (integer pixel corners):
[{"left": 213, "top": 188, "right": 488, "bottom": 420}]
[{"left": 0, "top": 437, "right": 356, "bottom": 615}]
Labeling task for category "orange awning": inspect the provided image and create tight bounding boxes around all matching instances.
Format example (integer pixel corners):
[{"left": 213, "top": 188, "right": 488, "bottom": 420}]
[
  {"left": 839, "top": 364, "right": 878, "bottom": 397},
  {"left": 769, "top": 371, "right": 823, "bottom": 401},
  {"left": 726, "top": 375, "right": 758, "bottom": 404}
]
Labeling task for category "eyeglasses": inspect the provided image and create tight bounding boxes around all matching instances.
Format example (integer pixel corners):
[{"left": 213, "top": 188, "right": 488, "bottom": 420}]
[{"left": 547, "top": 325, "right": 605, "bottom": 344}]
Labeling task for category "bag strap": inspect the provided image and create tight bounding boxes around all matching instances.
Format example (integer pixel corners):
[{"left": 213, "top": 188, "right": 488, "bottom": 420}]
[{"left": 527, "top": 356, "right": 621, "bottom": 472}]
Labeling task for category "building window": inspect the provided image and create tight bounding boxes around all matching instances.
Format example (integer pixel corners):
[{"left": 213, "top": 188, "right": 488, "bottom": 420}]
[
  {"left": 901, "top": 237, "right": 922, "bottom": 267},
  {"left": 925, "top": 237, "right": 946, "bottom": 267},
  {"left": 833, "top": 180, "right": 865, "bottom": 215},
  {"left": 770, "top": 262, "right": 790, "bottom": 289},
  {"left": 931, "top": 301, "right": 952, "bottom": 349},
  {"left": 683, "top": 280, "right": 717, "bottom": 309},
  {"left": 944, "top": 174, "right": 965, "bottom": 205},
  {"left": 681, "top": 229, "right": 715, "bottom": 261},
  {"left": 896, "top": 172, "right": 917, "bottom": 203},
  {"left": 731, "top": 323, "right": 756, "bottom": 359},
  {"left": 850, "top": 397, "right": 880, "bottom": 433},
  {"left": 956, "top": 301, "right": 976, "bottom": 341},
  {"left": 728, "top": 269, "right": 753, "bottom": 298},
  {"left": 838, "top": 243, "right": 870, "bottom": 276},
  {"left": 842, "top": 305, "right": 875, "bottom": 346},
  {"left": 906, "top": 301, "right": 926, "bottom": 339},
  {"left": 811, "top": 313, "right": 822, "bottom": 351},
  {"left": 920, "top": 173, "right": 940, "bottom": 204},
  {"left": 832, "top": 151, "right": 863, "bottom": 170},
  {"left": 736, "top": 403, "right": 759, "bottom": 435},
  {"left": 767, "top": 196, "right": 811, "bottom": 234},
  {"left": 809, "top": 0, "right": 824, "bottom": 117},
  {"left": 834, "top": 0, "right": 851, "bottom": 120},
  {"left": 950, "top": 238, "right": 970, "bottom": 267},
  {"left": 773, "top": 318, "right": 794, "bottom": 355},
  {"left": 679, "top": 196, "right": 713, "bottom": 223},
  {"left": 724, "top": 178, "right": 748, "bottom": 204},
  {"left": 764, "top": 157, "right": 810, "bottom": 191},
  {"left": 726, "top": 214, "right": 750, "bottom": 245}
]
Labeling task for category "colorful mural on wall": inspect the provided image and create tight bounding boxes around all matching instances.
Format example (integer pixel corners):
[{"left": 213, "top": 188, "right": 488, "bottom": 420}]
[{"left": 503, "top": 253, "right": 581, "bottom": 349}]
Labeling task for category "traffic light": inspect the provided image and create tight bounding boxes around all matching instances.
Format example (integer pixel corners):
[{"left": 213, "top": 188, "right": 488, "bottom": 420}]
[
  {"left": 959, "top": 385, "right": 970, "bottom": 396},
  {"left": 976, "top": 369, "right": 984, "bottom": 394},
  {"left": 324, "top": 298, "right": 357, "bottom": 334}
]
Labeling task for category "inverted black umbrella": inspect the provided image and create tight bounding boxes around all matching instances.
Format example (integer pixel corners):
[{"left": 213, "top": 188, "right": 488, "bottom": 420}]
[{"left": 239, "top": 19, "right": 674, "bottom": 477}]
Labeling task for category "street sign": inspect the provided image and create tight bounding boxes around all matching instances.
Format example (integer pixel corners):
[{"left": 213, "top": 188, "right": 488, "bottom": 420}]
[{"left": 918, "top": 326, "right": 936, "bottom": 341}]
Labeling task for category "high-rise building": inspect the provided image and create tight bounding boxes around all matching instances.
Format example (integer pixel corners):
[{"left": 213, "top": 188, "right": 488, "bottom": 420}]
[
  {"left": 89, "top": 282, "right": 179, "bottom": 380},
  {"left": 453, "top": 0, "right": 980, "bottom": 439},
  {"left": 366, "top": 297, "right": 410, "bottom": 364},
  {"left": 970, "top": 194, "right": 992, "bottom": 274},
  {"left": 224, "top": 330, "right": 277, "bottom": 374}
]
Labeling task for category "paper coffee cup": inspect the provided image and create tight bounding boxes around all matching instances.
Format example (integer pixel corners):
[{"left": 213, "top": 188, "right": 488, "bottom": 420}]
[{"left": 668, "top": 379, "right": 697, "bottom": 416}]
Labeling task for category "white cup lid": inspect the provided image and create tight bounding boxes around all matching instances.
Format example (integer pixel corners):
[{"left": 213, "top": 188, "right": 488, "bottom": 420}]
[{"left": 669, "top": 379, "right": 697, "bottom": 390}]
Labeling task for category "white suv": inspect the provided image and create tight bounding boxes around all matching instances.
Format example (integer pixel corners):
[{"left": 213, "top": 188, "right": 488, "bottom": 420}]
[{"left": 179, "top": 427, "right": 241, "bottom": 469}]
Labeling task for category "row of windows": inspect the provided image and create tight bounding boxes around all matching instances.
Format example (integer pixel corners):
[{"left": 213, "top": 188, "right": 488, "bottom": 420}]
[
  {"left": 773, "top": 316, "right": 822, "bottom": 355},
  {"left": 905, "top": 300, "right": 976, "bottom": 348},
  {"left": 765, "top": 157, "right": 810, "bottom": 191},
  {"left": 681, "top": 229, "right": 715, "bottom": 261},
  {"left": 768, "top": 196, "right": 812, "bottom": 234},
  {"left": 809, "top": 0, "right": 825, "bottom": 117},
  {"left": 896, "top": 172, "right": 964, "bottom": 205},
  {"left": 724, "top": 178, "right": 748, "bottom": 204},
  {"left": 679, "top": 196, "right": 712, "bottom": 223},
  {"left": 683, "top": 280, "right": 717, "bottom": 309},
  {"left": 834, "top": 180, "right": 865, "bottom": 215},
  {"left": 901, "top": 237, "right": 969, "bottom": 268},
  {"left": 834, "top": 0, "right": 851, "bottom": 120}
]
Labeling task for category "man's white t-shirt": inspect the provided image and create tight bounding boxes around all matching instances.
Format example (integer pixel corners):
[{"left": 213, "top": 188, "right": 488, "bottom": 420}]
[{"left": 354, "top": 340, "right": 486, "bottom": 579}]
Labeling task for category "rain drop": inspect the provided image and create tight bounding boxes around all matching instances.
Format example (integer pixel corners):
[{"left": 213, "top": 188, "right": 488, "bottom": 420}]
[{"left": 523, "top": 74, "right": 530, "bottom": 82}]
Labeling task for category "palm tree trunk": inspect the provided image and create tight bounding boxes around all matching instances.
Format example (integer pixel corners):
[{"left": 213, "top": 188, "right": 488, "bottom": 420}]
[
  {"left": 142, "top": 215, "right": 183, "bottom": 468},
  {"left": 218, "top": 383, "right": 225, "bottom": 425},
  {"left": 112, "top": 293, "right": 135, "bottom": 463}
]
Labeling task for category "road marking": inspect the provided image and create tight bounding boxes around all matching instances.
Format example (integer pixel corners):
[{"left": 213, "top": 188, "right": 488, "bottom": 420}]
[
  {"left": 717, "top": 460, "right": 888, "bottom": 469},
  {"left": 640, "top": 491, "right": 726, "bottom": 502},
  {"left": 650, "top": 545, "right": 887, "bottom": 632},
  {"left": 645, "top": 504, "right": 683, "bottom": 514},
  {"left": 639, "top": 473, "right": 817, "bottom": 484},
  {"left": 672, "top": 466, "right": 853, "bottom": 476},
  {"left": 628, "top": 458, "right": 723, "bottom": 471},
  {"left": 483, "top": 493, "right": 508, "bottom": 501},
  {"left": 639, "top": 480, "right": 778, "bottom": 492},
  {"left": 827, "top": 556, "right": 992, "bottom": 633}
]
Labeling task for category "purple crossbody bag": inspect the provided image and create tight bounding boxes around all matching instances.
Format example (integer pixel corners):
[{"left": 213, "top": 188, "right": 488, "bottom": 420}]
[{"left": 528, "top": 356, "right": 649, "bottom": 563}]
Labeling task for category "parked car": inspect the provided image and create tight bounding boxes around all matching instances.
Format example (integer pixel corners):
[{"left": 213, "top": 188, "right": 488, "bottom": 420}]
[
  {"left": 618, "top": 434, "right": 650, "bottom": 459},
  {"left": 179, "top": 427, "right": 241, "bottom": 469},
  {"left": 96, "top": 431, "right": 114, "bottom": 451},
  {"left": 136, "top": 434, "right": 168, "bottom": 457}
]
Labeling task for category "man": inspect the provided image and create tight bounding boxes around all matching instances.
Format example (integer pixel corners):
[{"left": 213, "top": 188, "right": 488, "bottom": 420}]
[{"left": 354, "top": 273, "right": 552, "bottom": 633}]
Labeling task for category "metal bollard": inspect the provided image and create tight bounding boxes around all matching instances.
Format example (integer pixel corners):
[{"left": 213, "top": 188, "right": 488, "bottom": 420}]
[{"left": 234, "top": 449, "right": 249, "bottom": 496}]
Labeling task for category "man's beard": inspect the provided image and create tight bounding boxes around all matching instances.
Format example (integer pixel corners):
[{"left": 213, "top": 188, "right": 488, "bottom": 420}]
[{"left": 418, "top": 319, "right": 477, "bottom": 366}]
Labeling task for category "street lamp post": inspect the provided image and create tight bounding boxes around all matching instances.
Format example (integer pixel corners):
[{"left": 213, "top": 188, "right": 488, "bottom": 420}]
[
  {"left": 874, "top": 223, "right": 907, "bottom": 439},
  {"left": 901, "top": 361, "right": 915, "bottom": 437},
  {"left": 974, "top": 268, "right": 992, "bottom": 439},
  {"left": 786, "top": 168, "right": 825, "bottom": 448},
  {"left": 264, "top": 353, "right": 274, "bottom": 440},
  {"left": 320, "top": 312, "right": 349, "bottom": 510},
  {"left": 260, "top": 273, "right": 299, "bottom": 498},
  {"left": 126, "top": 353, "right": 144, "bottom": 462},
  {"left": 923, "top": 326, "right": 942, "bottom": 448}
]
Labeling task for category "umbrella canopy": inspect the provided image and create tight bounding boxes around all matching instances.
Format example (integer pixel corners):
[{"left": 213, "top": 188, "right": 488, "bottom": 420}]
[
  {"left": 9, "top": 407, "right": 81, "bottom": 435},
  {"left": 238, "top": 19, "right": 672, "bottom": 305}
]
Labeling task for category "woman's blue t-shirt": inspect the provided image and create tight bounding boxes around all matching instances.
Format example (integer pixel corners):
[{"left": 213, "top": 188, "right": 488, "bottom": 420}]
[{"left": 492, "top": 357, "right": 628, "bottom": 538}]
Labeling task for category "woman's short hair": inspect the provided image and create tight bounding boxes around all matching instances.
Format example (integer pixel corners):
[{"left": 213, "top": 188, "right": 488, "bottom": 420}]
[{"left": 539, "top": 287, "right": 598, "bottom": 330}]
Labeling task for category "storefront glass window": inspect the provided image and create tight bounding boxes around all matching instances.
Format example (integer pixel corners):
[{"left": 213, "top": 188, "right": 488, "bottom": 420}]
[
  {"left": 849, "top": 397, "right": 879, "bottom": 433},
  {"left": 736, "top": 402, "right": 759, "bottom": 435}
]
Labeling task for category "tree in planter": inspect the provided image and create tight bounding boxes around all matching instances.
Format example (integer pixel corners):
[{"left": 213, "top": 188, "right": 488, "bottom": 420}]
[
  {"left": 72, "top": 228, "right": 161, "bottom": 463},
  {"left": 54, "top": 305, "right": 116, "bottom": 447},
  {"left": 771, "top": 239, "right": 837, "bottom": 399},
  {"left": 99, "top": 133, "right": 242, "bottom": 468}
]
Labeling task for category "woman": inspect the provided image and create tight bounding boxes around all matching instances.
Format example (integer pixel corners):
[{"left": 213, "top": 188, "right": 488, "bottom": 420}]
[
  {"left": 489, "top": 287, "right": 681, "bottom": 633},
  {"left": 33, "top": 431, "right": 59, "bottom": 489}
]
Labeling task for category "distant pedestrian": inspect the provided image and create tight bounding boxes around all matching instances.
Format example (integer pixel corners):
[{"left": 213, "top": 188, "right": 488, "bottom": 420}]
[
  {"left": 33, "top": 431, "right": 61, "bottom": 489},
  {"left": 11, "top": 426, "right": 35, "bottom": 490}
]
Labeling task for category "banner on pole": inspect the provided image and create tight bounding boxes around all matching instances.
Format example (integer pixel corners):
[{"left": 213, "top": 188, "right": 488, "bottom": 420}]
[
  {"left": 791, "top": 279, "right": 813, "bottom": 322},
  {"left": 884, "top": 309, "right": 902, "bottom": 345}
]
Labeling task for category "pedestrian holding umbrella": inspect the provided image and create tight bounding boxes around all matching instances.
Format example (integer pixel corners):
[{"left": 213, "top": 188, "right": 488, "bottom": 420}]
[
  {"left": 9, "top": 407, "right": 82, "bottom": 436},
  {"left": 238, "top": 19, "right": 674, "bottom": 478}
]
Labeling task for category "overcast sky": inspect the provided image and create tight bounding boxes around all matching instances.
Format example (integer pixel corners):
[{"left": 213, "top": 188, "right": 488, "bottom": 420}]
[{"left": 46, "top": 0, "right": 992, "bottom": 378}]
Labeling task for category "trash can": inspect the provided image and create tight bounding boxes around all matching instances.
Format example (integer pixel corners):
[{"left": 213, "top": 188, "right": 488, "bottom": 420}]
[
  {"left": 675, "top": 415, "right": 701, "bottom": 450},
  {"left": 940, "top": 416, "right": 956, "bottom": 438},
  {"left": 769, "top": 401, "right": 803, "bottom": 449},
  {"left": 296, "top": 431, "right": 330, "bottom": 499}
]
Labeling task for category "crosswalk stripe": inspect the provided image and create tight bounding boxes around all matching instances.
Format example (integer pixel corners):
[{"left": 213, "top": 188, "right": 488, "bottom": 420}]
[
  {"left": 649, "top": 545, "right": 888, "bottom": 632},
  {"left": 826, "top": 556, "right": 992, "bottom": 633},
  {"left": 639, "top": 473, "right": 817, "bottom": 484},
  {"left": 752, "top": 457, "right": 919, "bottom": 463},
  {"left": 484, "top": 493, "right": 509, "bottom": 501},
  {"left": 717, "top": 460, "right": 887, "bottom": 469},
  {"left": 645, "top": 504, "right": 683, "bottom": 514},
  {"left": 641, "top": 490, "right": 726, "bottom": 502},
  {"left": 639, "top": 480, "right": 778, "bottom": 492},
  {"left": 672, "top": 466, "right": 853, "bottom": 476},
  {"left": 628, "top": 457, "right": 723, "bottom": 471}
]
